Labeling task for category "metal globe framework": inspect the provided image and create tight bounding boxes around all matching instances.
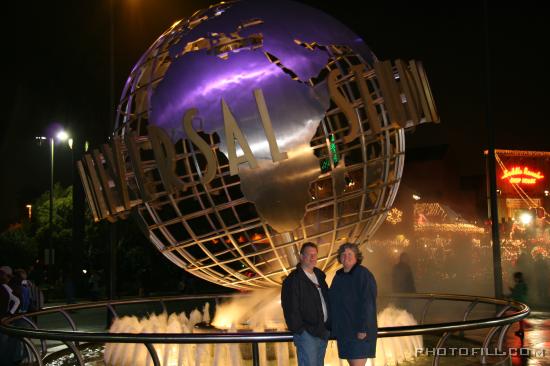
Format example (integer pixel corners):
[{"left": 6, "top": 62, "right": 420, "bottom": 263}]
[{"left": 78, "top": 1, "right": 438, "bottom": 289}]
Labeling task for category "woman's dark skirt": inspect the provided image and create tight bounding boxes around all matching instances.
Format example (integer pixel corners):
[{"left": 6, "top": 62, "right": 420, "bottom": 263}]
[{"left": 336, "top": 338, "right": 376, "bottom": 359}]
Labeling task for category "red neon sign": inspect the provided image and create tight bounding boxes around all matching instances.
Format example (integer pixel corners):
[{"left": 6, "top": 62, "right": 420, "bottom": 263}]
[{"left": 501, "top": 166, "right": 544, "bottom": 185}]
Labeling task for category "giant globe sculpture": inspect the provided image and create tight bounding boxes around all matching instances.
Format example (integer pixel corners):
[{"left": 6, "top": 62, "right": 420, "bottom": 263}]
[{"left": 80, "top": 0, "right": 437, "bottom": 289}]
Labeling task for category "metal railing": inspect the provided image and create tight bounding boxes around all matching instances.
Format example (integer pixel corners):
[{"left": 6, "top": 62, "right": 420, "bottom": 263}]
[{"left": 0, "top": 293, "right": 529, "bottom": 366}]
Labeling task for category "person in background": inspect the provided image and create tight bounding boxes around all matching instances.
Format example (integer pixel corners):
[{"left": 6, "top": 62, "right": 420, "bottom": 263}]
[
  {"left": 392, "top": 252, "right": 416, "bottom": 293},
  {"left": 0, "top": 266, "right": 23, "bottom": 366},
  {"left": 13, "top": 269, "right": 32, "bottom": 313},
  {"left": 88, "top": 270, "right": 100, "bottom": 301},
  {"left": 0, "top": 267, "right": 13, "bottom": 317},
  {"left": 329, "top": 243, "right": 377, "bottom": 366},
  {"left": 533, "top": 254, "right": 548, "bottom": 303},
  {"left": 281, "top": 242, "right": 330, "bottom": 366},
  {"left": 391, "top": 252, "right": 416, "bottom": 310},
  {"left": 509, "top": 271, "right": 528, "bottom": 339},
  {"left": 0, "top": 266, "right": 19, "bottom": 315}
]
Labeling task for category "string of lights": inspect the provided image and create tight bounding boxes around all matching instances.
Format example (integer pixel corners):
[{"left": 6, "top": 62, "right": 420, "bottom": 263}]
[
  {"left": 413, "top": 203, "right": 447, "bottom": 219},
  {"left": 413, "top": 222, "right": 485, "bottom": 234}
]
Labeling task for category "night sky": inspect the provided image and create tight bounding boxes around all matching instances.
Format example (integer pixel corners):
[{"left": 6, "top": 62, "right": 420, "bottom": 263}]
[{"left": 3, "top": 0, "right": 549, "bottom": 228}]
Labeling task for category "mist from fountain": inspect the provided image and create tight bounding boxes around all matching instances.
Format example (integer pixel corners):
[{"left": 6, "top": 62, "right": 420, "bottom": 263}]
[{"left": 105, "top": 290, "right": 422, "bottom": 366}]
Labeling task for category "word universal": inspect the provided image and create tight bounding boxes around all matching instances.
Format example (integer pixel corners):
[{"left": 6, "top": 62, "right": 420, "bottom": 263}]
[{"left": 78, "top": 59, "right": 438, "bottom": 222}]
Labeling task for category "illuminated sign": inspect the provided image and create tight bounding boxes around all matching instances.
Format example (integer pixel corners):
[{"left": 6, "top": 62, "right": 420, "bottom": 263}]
[{"left": 501, "top": 166, "right": 544, "bottom": 185}]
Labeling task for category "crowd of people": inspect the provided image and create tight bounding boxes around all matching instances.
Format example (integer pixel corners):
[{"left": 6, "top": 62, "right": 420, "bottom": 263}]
[
  {"left": 0, "top": 266, "right": 43, "bottom": 317},
  {"left": 0, "top": 265, "right": 44, "bottom": 365}
]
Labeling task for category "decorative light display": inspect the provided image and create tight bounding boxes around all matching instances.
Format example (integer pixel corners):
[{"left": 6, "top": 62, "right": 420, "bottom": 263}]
[
  {"left": 414, "top": 203, "right": 447, "bottom": 220},
  {"left": 501, "top": 166, "right": 544, "bottom": 185},
  {"left": 386, "top": 207, "right": 403, "bottom": 225},
  {"left": 501, "top": 239, "right": 526, "bottom": 263},
  {"left": 370, "top": 234, "right": 410, "bottom": 247},
  {"left": 414, "top": 222, "right": 485, "bottom": 234},
  {"left": 412, "top": 202, "right": 484, "bottom": 233},
  {"left": 531, "top": 246, "right": 549, "bottom": 259}
]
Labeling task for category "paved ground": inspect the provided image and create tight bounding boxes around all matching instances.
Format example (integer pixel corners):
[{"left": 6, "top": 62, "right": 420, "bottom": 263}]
[{"left": 505, "top": 310, "right": 550, "bottom": 366}]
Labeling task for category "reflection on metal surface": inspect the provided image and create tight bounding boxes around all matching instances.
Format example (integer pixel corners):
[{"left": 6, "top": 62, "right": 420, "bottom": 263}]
[
  {"left": 177, "top": 17, "right": 264, "bottom": 60},
  {"left": 239, "top": 144, "right": 320, "bottom": 233}
]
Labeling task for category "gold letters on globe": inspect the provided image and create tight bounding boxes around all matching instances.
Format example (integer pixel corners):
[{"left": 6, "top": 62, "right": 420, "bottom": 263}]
[{"left": 78, "top": 59, "right": 438, "bottom": 222}]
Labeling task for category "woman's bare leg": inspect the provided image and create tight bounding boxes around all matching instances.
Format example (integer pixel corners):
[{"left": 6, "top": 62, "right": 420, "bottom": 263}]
[{"left": 347, "top": 359, "right": 367, "bottom": 366}]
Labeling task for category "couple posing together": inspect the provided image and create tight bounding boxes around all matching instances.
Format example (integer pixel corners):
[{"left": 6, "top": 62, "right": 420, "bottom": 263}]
[{"left": 281, "top": 242, "right": 377, "bottom": 366}]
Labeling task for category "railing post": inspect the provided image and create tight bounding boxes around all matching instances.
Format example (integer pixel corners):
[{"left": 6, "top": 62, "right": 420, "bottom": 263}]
[
  {"left": 145, "top": 343, "right": 161, "bottom": 366},
  {"left": 432, "top": 332, "right": 450, "bottom": 366},
  {"left": 252, "top": 342, "right": 260, "bottom": 366},
  {"left": 20, "top": 316, "right": 47, "bottom": 354},
  {"left": 21, "top": 337, "right": 44, "bottom": 366},
  {"left": 421, "top": 298, "right": 434, "bottom": 324},
  {"left": 459, "top": 300, "right": 478, "bottom": 338},
  {"left": 63, "top": 341, "right": 85, "bottom": 365},
  {"left": 497, "top": 323, "right": 512, "bottom": 352}
]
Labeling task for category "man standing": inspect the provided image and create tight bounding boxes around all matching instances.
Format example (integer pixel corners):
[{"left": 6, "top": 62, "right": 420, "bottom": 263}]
[{"left": 281, "top": 242, "right": 330, "bottom": 366}]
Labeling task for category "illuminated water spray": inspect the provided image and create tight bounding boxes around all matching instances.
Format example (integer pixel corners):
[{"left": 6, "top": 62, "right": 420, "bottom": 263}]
[{"left": 106, "top": 290, "right": 422, "bottom": 366}]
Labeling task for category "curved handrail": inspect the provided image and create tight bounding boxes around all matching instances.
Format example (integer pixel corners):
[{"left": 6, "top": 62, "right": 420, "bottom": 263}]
[{"left": 0, "top": 292, "right": 529, "bottom": 344}]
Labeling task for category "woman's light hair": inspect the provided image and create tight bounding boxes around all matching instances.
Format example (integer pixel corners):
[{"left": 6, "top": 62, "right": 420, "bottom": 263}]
[{"left": 336, "top": 243, "right": 363, "bottom": 264}]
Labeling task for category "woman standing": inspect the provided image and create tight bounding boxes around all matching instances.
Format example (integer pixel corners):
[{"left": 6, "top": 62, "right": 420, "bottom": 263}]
[{"left": 329, "top": 243, "right": 377, "bottom": 366}]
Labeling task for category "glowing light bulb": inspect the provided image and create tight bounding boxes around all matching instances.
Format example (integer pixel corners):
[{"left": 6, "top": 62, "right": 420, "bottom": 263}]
[
  {"left": 519, "top": 212, "right": 533, "bottom": 225},
  {"left": 56, "top": 130, "right": 69, "bottom": 141}
]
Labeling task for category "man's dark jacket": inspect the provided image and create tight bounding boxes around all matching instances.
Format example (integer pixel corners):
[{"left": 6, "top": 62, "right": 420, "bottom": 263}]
[{"left": 281, "top": 266, "right": 330, "bottom": 339}]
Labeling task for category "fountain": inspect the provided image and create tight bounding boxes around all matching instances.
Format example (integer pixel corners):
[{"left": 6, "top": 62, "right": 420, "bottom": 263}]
[
  {"left": 105, "top": 291, "right": 422, "bottom": 366},
  {"left": 0, "top": 294, "right": 529, "bottom": 366}
]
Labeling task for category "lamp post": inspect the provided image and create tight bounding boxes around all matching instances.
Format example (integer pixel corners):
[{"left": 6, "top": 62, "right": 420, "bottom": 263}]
[
  {"left": 49, "top": 136, "right": 54, "bottom": 265},
  {"left": 52, "top": 131, "right": 70, "bottom": 266},
  {"left": 37, "top": 130, "right": 71, "bottom": 266}
]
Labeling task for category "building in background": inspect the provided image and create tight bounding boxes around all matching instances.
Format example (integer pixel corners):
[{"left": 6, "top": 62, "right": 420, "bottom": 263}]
[{"left": 487, "top": 149, "right": 549, "bottom": 226}]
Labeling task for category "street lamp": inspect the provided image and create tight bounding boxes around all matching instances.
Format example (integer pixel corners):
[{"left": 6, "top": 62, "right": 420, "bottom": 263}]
[
  {"left": 57, "top": 130, "right": 69, "bottom": 142},
  {"left": 25, "top": 204, "right": 32, "bottom": 220},
  {"left": 36, "top": 129, "right": 71, "bottom": 266}
]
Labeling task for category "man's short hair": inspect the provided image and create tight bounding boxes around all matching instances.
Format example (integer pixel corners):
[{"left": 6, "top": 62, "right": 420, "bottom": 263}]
[{"left": 300, "top": 242, "right": 318, "bottom": 255}]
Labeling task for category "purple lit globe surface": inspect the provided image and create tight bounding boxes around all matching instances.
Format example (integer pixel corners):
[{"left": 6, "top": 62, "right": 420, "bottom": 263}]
[{"left": 115, "top": 0, "right": 405, "bottom": 289}]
